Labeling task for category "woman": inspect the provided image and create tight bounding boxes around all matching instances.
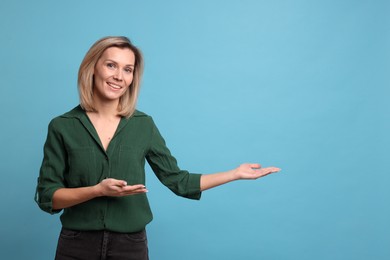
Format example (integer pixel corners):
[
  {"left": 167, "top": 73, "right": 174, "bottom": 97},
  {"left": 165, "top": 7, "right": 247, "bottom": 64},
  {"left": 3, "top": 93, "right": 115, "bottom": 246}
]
[{"left": 35, "top": 36, "right": 280, "bottom": 260}]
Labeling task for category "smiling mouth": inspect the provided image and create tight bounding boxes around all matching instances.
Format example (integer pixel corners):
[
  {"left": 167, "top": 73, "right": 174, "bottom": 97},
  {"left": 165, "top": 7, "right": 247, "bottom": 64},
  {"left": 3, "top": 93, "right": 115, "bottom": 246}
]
[{"left": 107, "top": 82, "right": 123, "bottom": 90}]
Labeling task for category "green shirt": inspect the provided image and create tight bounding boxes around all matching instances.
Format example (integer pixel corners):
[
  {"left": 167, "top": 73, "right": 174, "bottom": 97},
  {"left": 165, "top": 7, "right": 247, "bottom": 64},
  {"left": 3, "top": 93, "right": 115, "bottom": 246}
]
[{"left": 35, "top": 106, "right": 202, "bottom": 233}]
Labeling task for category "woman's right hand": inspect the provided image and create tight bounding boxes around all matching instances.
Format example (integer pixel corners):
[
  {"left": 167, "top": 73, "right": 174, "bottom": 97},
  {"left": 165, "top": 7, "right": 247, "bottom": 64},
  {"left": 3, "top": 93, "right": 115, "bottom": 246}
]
[
  {"left": 52, "top": 179, "right": 148, "bottom": 210},
  {"left": 96, "top": 178, "right": 148, "bottom": 197}
]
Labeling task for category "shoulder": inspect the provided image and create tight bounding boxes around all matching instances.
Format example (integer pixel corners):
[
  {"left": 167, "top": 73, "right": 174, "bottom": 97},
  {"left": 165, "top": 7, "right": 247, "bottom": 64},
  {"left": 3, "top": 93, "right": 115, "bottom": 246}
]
[
  {"left": 131, "top": 109, "right": 154, "bottom": 124},
  {"left": 132, "top": 109, "right": 151, "bottom": 118},
  {"left": 127, "top": 110, "right": 159, "bottom": 131},
  {"left": 48, "top": 105, "right": 84, "bottom": 129},
  {"left": 60, "top": 105, "right": 85, "bottom": 119}
]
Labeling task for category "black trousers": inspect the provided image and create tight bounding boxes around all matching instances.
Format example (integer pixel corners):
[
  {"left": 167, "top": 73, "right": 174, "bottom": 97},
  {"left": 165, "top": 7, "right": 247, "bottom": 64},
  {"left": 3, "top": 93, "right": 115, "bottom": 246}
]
[{"left": 55, "top": 228, "right": 149, "bottom": 260}]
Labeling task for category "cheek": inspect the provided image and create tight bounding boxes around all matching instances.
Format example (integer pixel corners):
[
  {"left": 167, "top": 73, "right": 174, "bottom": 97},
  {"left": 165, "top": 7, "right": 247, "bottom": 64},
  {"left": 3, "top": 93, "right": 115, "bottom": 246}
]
[
  {"left": 95, "top": 67, "right": 110, "bottom": 80},
  {"left": 125, "top": 74, "right": 134, "bottom": 85}
]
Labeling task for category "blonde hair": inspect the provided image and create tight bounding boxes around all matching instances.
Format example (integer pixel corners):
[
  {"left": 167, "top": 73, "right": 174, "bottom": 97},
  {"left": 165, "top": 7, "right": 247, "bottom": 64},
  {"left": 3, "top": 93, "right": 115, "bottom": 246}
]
[{"left": 78, "top": 36, "right": 144, "bottom": 118}]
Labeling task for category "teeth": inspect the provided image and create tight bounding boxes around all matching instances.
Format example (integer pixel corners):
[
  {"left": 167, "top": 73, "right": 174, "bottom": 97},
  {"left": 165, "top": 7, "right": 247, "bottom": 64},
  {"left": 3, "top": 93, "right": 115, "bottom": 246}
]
[{"left": 108, "top": 83, "right": 122, "bottom": 89}]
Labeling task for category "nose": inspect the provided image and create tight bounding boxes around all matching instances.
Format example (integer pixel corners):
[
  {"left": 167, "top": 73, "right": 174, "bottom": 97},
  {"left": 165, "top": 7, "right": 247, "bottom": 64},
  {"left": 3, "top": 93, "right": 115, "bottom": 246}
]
[{"left": 113, "top": 70, "right": 123, "bottom": 81}]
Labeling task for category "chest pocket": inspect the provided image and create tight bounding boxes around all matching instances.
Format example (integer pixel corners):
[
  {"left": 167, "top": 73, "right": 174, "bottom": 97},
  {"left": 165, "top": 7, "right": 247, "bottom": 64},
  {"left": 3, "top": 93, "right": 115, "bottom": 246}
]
[{"left": 67, "top": 147, "right": 97, "bottom": 187}]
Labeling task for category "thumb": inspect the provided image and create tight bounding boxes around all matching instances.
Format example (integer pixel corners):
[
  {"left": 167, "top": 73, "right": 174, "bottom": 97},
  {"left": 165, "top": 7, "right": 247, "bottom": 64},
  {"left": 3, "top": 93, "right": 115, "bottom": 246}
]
[
  {"left": 249, "top": 163, "right": 261, "bottom": 169},
  {"left": 106, "top": 178, "right": 127, "bottom": 187}
]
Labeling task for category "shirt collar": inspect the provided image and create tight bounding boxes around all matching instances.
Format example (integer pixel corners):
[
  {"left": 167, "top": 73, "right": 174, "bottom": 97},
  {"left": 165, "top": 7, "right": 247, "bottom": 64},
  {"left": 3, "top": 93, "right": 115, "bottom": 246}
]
[
  {"left": 61, "top": 105, "right": 147, "bottom": 119},
  {"left": 60, "top": 105, "right": 148, "bottom": 153}
]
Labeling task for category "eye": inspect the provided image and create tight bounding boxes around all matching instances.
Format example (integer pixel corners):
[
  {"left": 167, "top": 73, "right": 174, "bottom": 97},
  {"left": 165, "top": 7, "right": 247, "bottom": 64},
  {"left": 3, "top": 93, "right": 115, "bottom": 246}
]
[
  {"left": 106, "top": 63, "right": 116, "bottom": 69},
  {"left": 124, "top": 67, "right": 133, "bottom": 73}
]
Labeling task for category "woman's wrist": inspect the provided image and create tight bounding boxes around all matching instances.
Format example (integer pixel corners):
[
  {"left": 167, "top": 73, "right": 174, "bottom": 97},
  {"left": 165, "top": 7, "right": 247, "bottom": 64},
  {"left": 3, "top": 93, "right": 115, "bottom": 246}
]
[
  {"left": 229, "top": 168, "right": 240, "bottom": 181},
  {"left": 92, "top": 183, "right": 104, "bottom": 197}
]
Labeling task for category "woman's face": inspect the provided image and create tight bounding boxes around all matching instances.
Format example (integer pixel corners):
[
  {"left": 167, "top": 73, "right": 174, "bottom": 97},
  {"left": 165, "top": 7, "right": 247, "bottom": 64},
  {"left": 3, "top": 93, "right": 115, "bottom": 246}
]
[{"left": 93, "top": 47, "right": 135, "bottom": 103}]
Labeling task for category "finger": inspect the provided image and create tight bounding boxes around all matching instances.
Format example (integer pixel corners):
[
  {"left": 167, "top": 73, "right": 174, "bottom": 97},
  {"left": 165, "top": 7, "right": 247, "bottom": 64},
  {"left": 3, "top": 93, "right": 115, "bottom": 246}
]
[
  {"left": 131, "top": 186, "right": 148, "bottom": 193},
  {"left": 121, "top": 187, "right": 148, "bottom": 196},
  {"left": 110, "top": 180, "right": 128, "bottom": 187},
  {"left": 262, "top": 167, "right": 279, "bottom": 173},
  {"left": 249, "top": 163, "right": 261, "bottom": 169},
  {"left": 103, "top": 178, "right": 127, "bottom": 187},
  {"left": 267, "top": 167, "right": 281, "bottom": 172},
  {"left": 113, "top": 180, "right": 128, "bottom": 187},
  {"left": 126, "top": 188, "right": 148, "bottom": 195},
  {"left": 252, "top": 167, "right": 280, "bottom": 178},
  {"left": 122, "top": 184, "right": 147, "bottom": 192},
  {"left": 256, "top": 166, "right": 280, "bottom": 173}
]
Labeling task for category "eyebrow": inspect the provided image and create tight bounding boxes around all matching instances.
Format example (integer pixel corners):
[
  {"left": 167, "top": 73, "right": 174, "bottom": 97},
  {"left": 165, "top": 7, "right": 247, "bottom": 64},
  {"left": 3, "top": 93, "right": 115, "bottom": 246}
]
[{"left": 104, "top": 59, "right": 135, "bottom": 67}]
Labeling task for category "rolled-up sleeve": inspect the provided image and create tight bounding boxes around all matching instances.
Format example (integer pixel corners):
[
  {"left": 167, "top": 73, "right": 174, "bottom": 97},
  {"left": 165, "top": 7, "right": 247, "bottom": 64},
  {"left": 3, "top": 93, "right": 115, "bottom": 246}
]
[
  {"left": 35, "top": 119, "right": 67, "bottom": 214},
  {"left": 146, "top": 119, "right": 202, "bottom": 200}
]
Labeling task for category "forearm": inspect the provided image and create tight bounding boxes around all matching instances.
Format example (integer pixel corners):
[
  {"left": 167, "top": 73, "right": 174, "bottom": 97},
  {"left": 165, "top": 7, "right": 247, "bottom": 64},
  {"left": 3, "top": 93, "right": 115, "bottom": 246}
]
[
  {"left": 52, "top": 179, "right": 147, "bottom": 210},
  {"left": 200, "top": 170, "right": 237, "bottom": 191},
  {"left": 52, "top": 185, "right": 101, "bottom": 210}
]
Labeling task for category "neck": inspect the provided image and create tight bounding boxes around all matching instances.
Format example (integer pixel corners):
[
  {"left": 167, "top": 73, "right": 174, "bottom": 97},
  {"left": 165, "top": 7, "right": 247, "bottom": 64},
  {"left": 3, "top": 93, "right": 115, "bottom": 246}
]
[{"left": 91, "top": 98, "right": 120, "bottom": 119}]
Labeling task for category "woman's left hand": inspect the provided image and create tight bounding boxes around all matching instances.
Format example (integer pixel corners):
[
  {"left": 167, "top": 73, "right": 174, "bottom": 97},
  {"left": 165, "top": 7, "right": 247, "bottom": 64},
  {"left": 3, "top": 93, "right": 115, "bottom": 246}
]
[
  {"left": 232, "top": 163, "right": 281, "bottom": 180},
  {"left": 200, "top": 163, "right": 281, "bottom": 191}
]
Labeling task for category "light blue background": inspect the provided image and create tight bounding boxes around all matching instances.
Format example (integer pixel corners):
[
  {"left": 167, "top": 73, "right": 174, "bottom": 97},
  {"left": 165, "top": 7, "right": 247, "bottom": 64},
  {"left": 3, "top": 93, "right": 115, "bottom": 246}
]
[{"left": 1, "top": 0, "right": 389, "bottom": 259}]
